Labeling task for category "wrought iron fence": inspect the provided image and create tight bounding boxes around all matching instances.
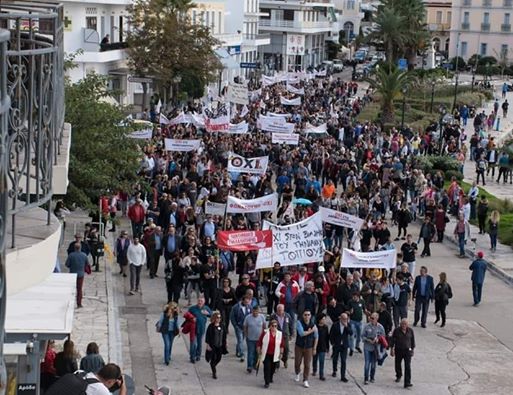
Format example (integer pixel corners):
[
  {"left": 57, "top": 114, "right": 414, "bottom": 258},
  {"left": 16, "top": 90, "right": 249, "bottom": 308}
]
[{"left": 0, "top": 1, "right": 64, "bottom": 248}]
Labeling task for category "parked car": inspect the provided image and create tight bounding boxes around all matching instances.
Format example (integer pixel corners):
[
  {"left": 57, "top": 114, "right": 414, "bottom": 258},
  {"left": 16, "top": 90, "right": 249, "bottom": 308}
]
[{"left": 333, "top": 59, "right": 344, "bottom": 72}]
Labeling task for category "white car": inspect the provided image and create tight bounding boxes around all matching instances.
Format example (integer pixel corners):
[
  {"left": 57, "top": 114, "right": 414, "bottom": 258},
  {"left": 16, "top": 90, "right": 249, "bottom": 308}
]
[{"left": 333, "top": 60, "right": 344, "bottom": 72}]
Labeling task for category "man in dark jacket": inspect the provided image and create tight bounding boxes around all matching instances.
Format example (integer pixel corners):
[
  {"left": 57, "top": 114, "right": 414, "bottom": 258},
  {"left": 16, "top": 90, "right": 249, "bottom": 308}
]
[
  {"left": 418, "top": 217, "right": 435, "bottom": 257},
  {"left": 294, "top": 281, "right": 319, "bottom": 318},
  {"left": 469, "top": 251, "right": 487, "bottom": 306},
  {"left": 412, "top": 266, "right": 434, "bottom": 328},
  {"left": 329, "top": 312, "right": 353, "bottom": 382},
  {"left": 390, "top": 319, "right": 415, "bottom": 388}
]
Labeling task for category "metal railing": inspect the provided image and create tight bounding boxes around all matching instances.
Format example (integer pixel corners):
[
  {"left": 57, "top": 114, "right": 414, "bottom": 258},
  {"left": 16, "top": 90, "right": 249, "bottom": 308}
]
[
  {"left": 501, "top": 23, "right": 511, "bottom": 31},
  {"left": 481, "top": 22, "right": 491, "bottom": 31},
  {"left": 461, "top": 22, "right": 470, "bottom": 30},
  {"left": 505, "top": 0, "right": 513, "bottom": 6},
  {"left": 259, "top": 19, "right": 332, "bottom": 29},
  {"left": 0, "top": 1, "right": 65, "bottom": 248},
  {"left": 0, "top": 27, "right": 10, "bottom": 395}
]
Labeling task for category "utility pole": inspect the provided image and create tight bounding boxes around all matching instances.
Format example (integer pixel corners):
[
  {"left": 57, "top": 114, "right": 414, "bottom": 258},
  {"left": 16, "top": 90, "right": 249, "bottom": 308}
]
[{"left": 452, "top": 33, "right": 461, "bottom": 112}]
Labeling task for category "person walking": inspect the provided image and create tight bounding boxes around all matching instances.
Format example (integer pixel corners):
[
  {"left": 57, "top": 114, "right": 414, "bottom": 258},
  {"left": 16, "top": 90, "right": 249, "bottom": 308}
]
[
  {"left": 293, "top": 281, "right": 319, "bottom": 319},
  {"left": 312, "top": 313, "right": 329, "bottom": 380},
  {"left": 294, "top": 310, "right": 318, "bottom": 388},
  {"left": 329, "top": 312, "right": 352, "bottom": 382},
  {"left": 400, "top": 235, "right": 418, "bottom": 276},
  {"left": 230, "top": 295, "right": 252, "bottom": 362},
  {"left": 188, "top": 296, "right": 212, "bottom": 363},
  {"left": 243, "top": 306, "right": 267, "bottom": 373},
  {"left": 127, "top": 198, "right": 146, "bottom": 238},
  {"left": 418, "top": 217, "right": 435, "bottom": 258},
  {"left": 477, "top": 196, "right": 489, "bottom": 234},
  {"left": 156, "top": 303, "right": 180, "bottom": 365},
  {"left": 205, "top": 312, "right": 225, "bottom": 379},
  {"left": 453, "top": 214, "right": 470, "bottom": 258},
  {"left": 347, "top": 292, "right": 364, "bottom": 355},
  {"left": 390, "top": 319, "right": 415, "bottom": 389},
  {"left": 126, "top": 237, "right": 146, "bottom": 295},
  {"left": 114, "top": 230, "right": 130, "bottom": 277},
  {"left": 469, "top": 251, "right": 487, "bottom": 306},
  {"left": 79, "top": 342, "right": 105, "bottom": 373},
  {"left": 488, "top": 210, "right": 500, "bottom": 252},
  {"left": 270, "top": 304, "right": 294, "bottom": 368},
  {"left": 434, "top": 272, "right": 453, "bottom": 327},
  {"left": 362, "top": 312, "right": 385, "bottom": 385},
  {"left": 257, "top": 319, "right": 285, "bottom": 388},
  {"left": 412, "top": 266, "right": 434, "bottom": 328},
  {"left": 65, "top": 242, "right": 89, "bottom": 308}
]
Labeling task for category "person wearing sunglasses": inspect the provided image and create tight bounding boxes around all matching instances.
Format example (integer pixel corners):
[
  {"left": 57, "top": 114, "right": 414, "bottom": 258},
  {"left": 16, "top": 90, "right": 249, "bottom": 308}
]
[
  {"left": 294, "top": 310, "right": 318, "bottom": 388},
  {"left": 257, "top": 319, "right": 285, "bottom": 388}
]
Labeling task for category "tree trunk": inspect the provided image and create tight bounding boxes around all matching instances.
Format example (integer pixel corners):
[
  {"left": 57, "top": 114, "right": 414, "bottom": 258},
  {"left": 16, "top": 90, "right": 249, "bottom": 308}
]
[{"left": 381, "top": 102, "right": 395, "bottom": 124}]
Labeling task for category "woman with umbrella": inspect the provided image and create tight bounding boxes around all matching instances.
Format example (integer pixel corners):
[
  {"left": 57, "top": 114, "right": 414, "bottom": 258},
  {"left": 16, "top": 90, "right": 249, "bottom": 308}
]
[{"left": 256, "top": 319, "right": 285, "bottom": 388}]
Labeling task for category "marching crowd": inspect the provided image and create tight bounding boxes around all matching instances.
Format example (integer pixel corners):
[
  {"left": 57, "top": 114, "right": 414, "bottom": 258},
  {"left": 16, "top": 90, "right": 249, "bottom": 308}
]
[{"left": 55, "top": 70, "right": 504, "bottom": 392}]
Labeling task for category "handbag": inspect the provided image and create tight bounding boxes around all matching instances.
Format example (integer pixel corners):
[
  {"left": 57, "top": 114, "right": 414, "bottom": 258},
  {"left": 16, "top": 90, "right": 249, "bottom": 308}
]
[
  {"left": 205, "top": 349, "right": 212, "bottom": 363},
  {"left": 85, "top": 263, "right": 92, "bottom": 275}
]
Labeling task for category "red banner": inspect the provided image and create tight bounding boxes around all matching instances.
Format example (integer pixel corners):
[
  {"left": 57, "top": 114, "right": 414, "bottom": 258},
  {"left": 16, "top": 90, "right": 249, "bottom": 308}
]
[{"left": 217, "top": 230, "right": 272, "bottom": 252}]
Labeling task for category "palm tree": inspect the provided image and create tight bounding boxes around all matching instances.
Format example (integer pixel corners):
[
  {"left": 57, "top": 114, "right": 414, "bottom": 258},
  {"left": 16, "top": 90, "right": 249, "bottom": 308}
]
[
  {"left": 365, "top": 66, "right": 411, "bottom": 124},
  {"left": 367, "top": 8, "right": 407, "bottom": 68}
]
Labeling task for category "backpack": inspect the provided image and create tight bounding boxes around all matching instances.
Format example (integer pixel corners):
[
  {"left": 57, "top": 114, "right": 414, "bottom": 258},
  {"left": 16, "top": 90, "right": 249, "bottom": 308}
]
[{"left": 45, "top": 372, "right": 100, "bottom": 395}]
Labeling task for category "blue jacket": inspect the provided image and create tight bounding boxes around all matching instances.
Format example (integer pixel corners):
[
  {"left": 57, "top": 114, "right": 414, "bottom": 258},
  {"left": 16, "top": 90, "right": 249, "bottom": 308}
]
[
  {"left": 469, "top": 259, "right": 487, "bottom": 284},
  {"left": 230, "top": 301, "right": 251, "bottom": 329},
  {"left": 188, "top": 305, "right": 212, "bottom": 335},
  {"left": 412, "top": 275, "right": 435, "bottom": 300},
  {"left": 65, "top": 251, "right": 89, "bottom": 278}
]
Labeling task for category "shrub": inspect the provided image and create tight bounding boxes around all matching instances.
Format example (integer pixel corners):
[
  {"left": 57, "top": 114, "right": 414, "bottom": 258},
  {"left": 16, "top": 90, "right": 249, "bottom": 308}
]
[
  {"left": 444, "top": 170, "right": 463, "bottom": 181},
  {"left": 414, "top": 155, "right": 461, "bottom": 175}
]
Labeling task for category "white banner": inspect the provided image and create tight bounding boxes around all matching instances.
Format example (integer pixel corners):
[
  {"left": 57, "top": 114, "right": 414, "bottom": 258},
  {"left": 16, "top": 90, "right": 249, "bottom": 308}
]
[
  {"left": 286, "top": 34, "right": 305, "bottom": 56},
  {"left": 272, "top": 132, "right": 299, "bottom": 145},
  {"left": 227, "top": 83, "right": 249, "bottom": 105},
  {"left": 305, "top": 123, "right": 327, "bottom": 134},
  {"left": 164, "top": 138, "right": 201, "bottom": 152},
  {"left": 128, "top": 128, "right": 153, "bottom": 139},
  {"left": 268, "top": 112, "right": 290, "bottom": 118},
  {"left": 280, "top": 96, "right": 301, "bottom": 106},
  {"left": 219, "top": 122, "right": 248, "bottom": 134},
  {"left": 320, "top": 207, "right": 364, "bottom": 230},
  {"left": 227, "top": 193, "right": 278, "bottom": 214},
  {"left": 205, "top": 201, "right": 226, "bottom": 216},
  {"left": 341, "top": 248, "right": 397, "bottom": 270},
  {"left": 259, "top": 115, "right": 296, "bottom": 133},
  {"left": 227, "top": 153, "right": 269, "bottom": 175},
  {"left": 315, "top": 69, "right": 327, "bottom": 77},
  {"left": 159, "top": 113, "right": 170, "bottom": 125},
  {"left": 256, "top": 213, "right": 324, "bottom": 269},
  {"left": 262, "top": 75, "right": 277, "bottom": 86},
  {"left": 205, "top": 115, "right": 230, "bottom": 132},
  {"left": 287, "top": 84, "right": 305, "bottom": 95},
  {"left": 169, "top": 112, "right": 192, "bottom": 125}
]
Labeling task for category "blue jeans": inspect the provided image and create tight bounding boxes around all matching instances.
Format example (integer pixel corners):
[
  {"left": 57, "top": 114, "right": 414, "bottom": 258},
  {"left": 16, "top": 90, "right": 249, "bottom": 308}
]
[
  {"left": 162, "top": 332, "right": 175, "bottom": 364},
  {"left": 190, "top": 330, "right": 205, "bottom": 361},
  {"left": 364, "top": 349, "right": 377, "bottom": 381},
  {"left": 490, "top": 234, "right": 498, "bottom": 250},
  {"left": 234, "top": 326, "right": 245, "bottom": 358},
  {"left": 246, "top": 340, "right": 257, "bottom": 370},
  {"left": 313, "top": 351, "right": 326, "bottom": 377},
  {"left": 458, "top": 233, "right": 465, "bottom": 256},
  {"left": 350, "top": 321, "right": 362, "bottom": 351},
  {"left": 472, "top": 282, "right": 483, "bottom": 304}
]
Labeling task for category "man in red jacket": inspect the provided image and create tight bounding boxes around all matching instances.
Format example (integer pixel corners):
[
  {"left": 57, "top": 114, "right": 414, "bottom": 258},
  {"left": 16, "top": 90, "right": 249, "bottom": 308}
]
[
  {"left": 292, "top": 266, "right": 311, "bottom": 291},
  {"left": 128, "top": 198, "right": 146, "bottom": 238},
  {"left": 275, "top": 272, "right": 300, "bottom": 318}
]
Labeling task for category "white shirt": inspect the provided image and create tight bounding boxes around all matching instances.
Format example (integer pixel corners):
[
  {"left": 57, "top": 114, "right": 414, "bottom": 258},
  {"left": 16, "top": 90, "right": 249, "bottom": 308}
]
[
  {"left": 85, "top": 373, "right": 110, "bottom": 395},
  {"left": 127, "top": 243, "right": 147, "bottom": 266}
]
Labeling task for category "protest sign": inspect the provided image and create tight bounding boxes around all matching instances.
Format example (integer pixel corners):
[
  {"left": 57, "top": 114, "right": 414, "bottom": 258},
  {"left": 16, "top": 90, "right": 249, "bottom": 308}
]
[
  {"left": 287, "top": 84, "right": 305, "bottom": 95},
  {"left": 259, "top": 115, "right": 296, "bottom": 133},
  {"left": 217, "top": 230, "right": 272, "bottom": 252},
  {"left": 319, "top": 207, "right": 364, "bottom": 230},
  {"left": 261, "top": 75, "right": 277, "bottom": 86},
  {"left": 341, "top": 248, "right": 397, "bottom": 270},
  {"left": 128, "top": 128, "right": 152, "bottom": 139},
  {"left": 272, "top": 133, "right": 299, "bottom": 145},
  {"left": 280, "top": 96, "right": 301, "bottom": 106},
  {"left": 227, "top": 152, "right": 269, "bottom": 175},
  {"left": 227, "top": 193, "right": 278, "bottom": 214},
  {"left": 159, "top": 113, "right": 170, "bottom": 125},
  {"left": 164, "top": 138, "right": 201, "bottom": 152},
  {"left": 304, "top": 123, "right": 327, "bottom": 134},
  {"left": 223, "top": 122, "right": 248, "bottom": 134},
  {"left": 205, "top": 201, "right": 226, "bottom": 216},
  {"left": 256, "top": 213, "right": 324, "bottom": 269},
  {"left": 205, "top": 115, "right": 230, "bottom": 132},
  {"left": 169, "top": 112, "right": 192, "bottom": 125},
  {"left": 227, "top": 83, "right": 249, "bottom": 105}
]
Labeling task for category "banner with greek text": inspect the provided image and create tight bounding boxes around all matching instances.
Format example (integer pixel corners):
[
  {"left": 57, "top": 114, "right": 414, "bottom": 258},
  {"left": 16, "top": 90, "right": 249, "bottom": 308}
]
[
  {"left": 164, "top": 138, "right": 201, "bottom": 152},
  {"left": 227, "top": 83, "right": 249, "bottom": 105},
  {"left": 128, "top": 128, "right": 153, "bottom": 139},
  {"left": 287, "top": 84, "right": 305, "bottom": 95},
  {"left": 217, "top": 230, "right": 273, "bottom": 252},
  {"left": 169, "top": 112, "right": 192, "bottom": 125},
  {"left": 205, "top": 115, "right": 230, "bottom": 132},
  {"left": 319, "top": 207, "right": 364, "bottom": 230},
  {"left": 159, "top": 113, "right": 170, "bottom": 125},
  {"left": 256, "top": 213, "right": 325, "bottom": 269},
  {"left": 304, "top": 123, "right": 327, "bottom": 134},
  {"left": 262, "top": 75, "right": 277, "bottom": 86},
  {"left": 280, "top": 96, "right": 302, "bottom": 106},
  {"left": 259, "top": 115, "right": 295, "bottom": 133},
  {"left": 227, "top": 152, "right": 269, "bottom": 175},
  {"left": 227, "top": 193, "right": 278, "bottom": 214},
  {"left": 341, "top": 248, "right": 397, "bottom": 270},
  {"left": 204, "top": 201, "right": 226, "bottom": 216},
  {"left": 222, "top": 122, "right": 248, "bottom": 134},
  {"left": 272, "top": 132, "right": 299, "bottom": 145}
]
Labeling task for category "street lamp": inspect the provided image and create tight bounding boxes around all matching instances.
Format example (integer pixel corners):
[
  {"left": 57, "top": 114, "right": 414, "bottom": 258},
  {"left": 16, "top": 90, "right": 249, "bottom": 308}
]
[
  {"left": 430, "top": 80, "right": 436, "bottom": 113},
  {"left": 438, "top": 105, "right": 447, "bottom": 155},
  {"left": 452, "top": 32, "right": 461, "bottom": 112},
  {"left": 401, "top": 87, "right": 407, "bottom": 131}
]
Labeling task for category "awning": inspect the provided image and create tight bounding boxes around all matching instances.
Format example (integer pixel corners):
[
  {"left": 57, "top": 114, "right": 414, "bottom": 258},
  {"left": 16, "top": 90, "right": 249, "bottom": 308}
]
[
  {"left": 215, "top": 48, "right": 239, "bottom": 70},
  {"left": 5, "top": 273, "right": 76, "bottom": 342}
]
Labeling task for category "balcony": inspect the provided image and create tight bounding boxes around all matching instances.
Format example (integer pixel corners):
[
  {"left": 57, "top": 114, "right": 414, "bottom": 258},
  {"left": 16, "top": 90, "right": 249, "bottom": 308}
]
[
  {"left": 501, "top": 23, "right": 511, "bottom": 31},
  {"left": 243, "top": 33, "right": 271, "bottom": 46},
  {"left": 79, "top": 28, "right": 127, "bottom": 63},
  {"left": 461, "top": 22, "right": 470, "bottom": 30},
  {"left": 481, "top": 22, "right": 490, "bottom": 31},
  {"left": 482, "top": 0, "right": 492, "bottom": 5},
  {"left": 505, "top": 0, "right": 513, "bottom": 6},
  {"left": 259, "top": 19, "right": 333, "bottom": 32},
  {"left": 428, "top": 23, "right": 451, "bottom": 31},
  {"left": 214, "top": 32, "right": 243, "bottom": 47},
  {"left": 260, "top": 0, "right": 335, "bottom": 7},
  {"left": 463, "top": 0, "right": 472, "bottom": 5}
]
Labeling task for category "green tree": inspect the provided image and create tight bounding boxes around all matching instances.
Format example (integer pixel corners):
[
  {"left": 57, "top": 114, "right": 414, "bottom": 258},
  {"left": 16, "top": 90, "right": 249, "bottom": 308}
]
[
  {"left": 365, "top": 66, "right": 411, "bottom": 124},
  {"left": 126, "top": 0, "right": 222, "bottom": 101},
  {"left": 65, "top": 73, "right": 141, "bottom": 208}
]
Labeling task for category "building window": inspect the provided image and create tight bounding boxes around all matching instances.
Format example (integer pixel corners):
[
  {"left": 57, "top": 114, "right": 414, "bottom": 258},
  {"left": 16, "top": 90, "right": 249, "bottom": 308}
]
[
  {"left": 347, "top": 0, "right": 356, "bottom": 9},
  {"left": 284, "top": 9, "right": 294, "bottom": 21},
  {"left": 483, "top": 12, "right": 489, "bottom": 24},
  {"left": 461, "top": 41, "right": 468, "bottom": 57},
  {"left": 480, "top": 43, "right": 487, "bottom": 55},
  {"left": 86, "top": 16, "right": 97, "bottom": 31},
  {"left": 482, "top": 0, "right": 492, "bottom": 5},
  {"left": 447, "top": 11, "right": 452, "bottom": 23},
  {"left": 505, "top": 13, "right": 511, "bottom": 24},
  {"left": 463, "top": 12, "right": 470, "bottom": 24},
  {"left": 501, "top": 44, "right": 509, "bottom": 59},
  {"left": 436, "top": 11, "right": 442, "bottom": 23}
]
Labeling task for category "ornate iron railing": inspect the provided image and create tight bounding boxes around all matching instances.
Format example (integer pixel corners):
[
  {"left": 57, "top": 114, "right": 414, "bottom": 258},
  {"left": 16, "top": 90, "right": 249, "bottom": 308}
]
[
  {"left": 0, "top": 27, "right": 11, "bottom": 395},
  {"left": 0, "top": 1, "right": 64, "bottom": 248}
]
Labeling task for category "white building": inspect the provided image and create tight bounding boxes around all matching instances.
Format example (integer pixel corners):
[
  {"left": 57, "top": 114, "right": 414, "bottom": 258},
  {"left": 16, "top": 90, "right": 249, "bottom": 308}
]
[
  {"left": 333, "top": 0, "right": 365, "bottom": 44},
  {"left": 258, "top": 0, "right": 338, "bottom": 72}
]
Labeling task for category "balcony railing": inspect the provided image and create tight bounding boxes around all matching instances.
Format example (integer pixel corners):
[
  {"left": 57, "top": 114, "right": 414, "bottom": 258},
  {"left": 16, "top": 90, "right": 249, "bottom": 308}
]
[
  {"left": 461, "top": 22, "right": 470, "bottom": 30},
  {"left": 505, "top": 0, "right": 513, "bottom": 6},
  {"left": 259, "top": 19, "right": 332, "bottom": 29},
  {"left": 482, "top": 0, "right": 492, "bottom": 5},
  {"left": 463, "top": 0, "right": 472, "bottom": 5},
  {"left": 501, "top": 23, "right": 511, "bottom": 31},
  {"left": 481, "top": 22, "right": 490, "bottom": 31},
  {"left": 0, "top": 1, "right": 65, "bottom": 247}
]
